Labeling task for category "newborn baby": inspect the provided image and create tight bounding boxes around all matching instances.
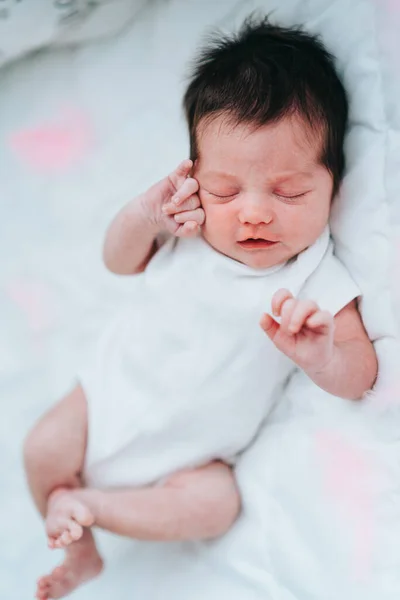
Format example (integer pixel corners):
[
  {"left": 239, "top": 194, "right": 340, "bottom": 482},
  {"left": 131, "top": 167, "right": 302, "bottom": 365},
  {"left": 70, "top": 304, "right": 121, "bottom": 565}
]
[{"left": 24, "top": 16, "right": 377, "bottom": 600}]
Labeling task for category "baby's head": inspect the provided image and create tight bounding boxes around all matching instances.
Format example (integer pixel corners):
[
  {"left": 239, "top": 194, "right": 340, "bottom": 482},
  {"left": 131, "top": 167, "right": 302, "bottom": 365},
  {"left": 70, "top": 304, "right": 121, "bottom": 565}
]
[{"left": 184, "top": 17, "right": 348, "bottom": 269}]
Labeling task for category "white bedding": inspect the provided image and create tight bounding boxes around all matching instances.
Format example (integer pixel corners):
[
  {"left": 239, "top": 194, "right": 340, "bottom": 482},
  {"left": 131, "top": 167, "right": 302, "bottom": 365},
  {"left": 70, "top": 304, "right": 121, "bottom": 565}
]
[{"left": 1, "top": 0, "right": 399, "bottom": 599}]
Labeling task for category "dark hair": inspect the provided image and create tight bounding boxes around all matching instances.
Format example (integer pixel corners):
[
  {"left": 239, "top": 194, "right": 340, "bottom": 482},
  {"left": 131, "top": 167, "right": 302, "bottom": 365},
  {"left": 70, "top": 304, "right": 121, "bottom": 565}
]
[{"left": 183, "top": 16, "right": 349, "bottom": 198}]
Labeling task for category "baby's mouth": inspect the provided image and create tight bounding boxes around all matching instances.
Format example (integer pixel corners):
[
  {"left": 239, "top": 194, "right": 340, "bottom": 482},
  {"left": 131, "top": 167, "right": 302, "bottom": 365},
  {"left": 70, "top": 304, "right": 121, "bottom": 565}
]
[{"left": 237, "top": 238, "right": 278, "bottom": 250}]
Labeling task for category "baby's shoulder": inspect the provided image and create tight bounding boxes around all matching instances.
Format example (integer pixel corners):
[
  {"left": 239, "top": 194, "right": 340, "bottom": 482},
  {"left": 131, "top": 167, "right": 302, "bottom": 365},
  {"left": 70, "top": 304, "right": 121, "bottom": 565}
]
[{"left": 299, "top": 247, "right": 360, "bottom": 317}]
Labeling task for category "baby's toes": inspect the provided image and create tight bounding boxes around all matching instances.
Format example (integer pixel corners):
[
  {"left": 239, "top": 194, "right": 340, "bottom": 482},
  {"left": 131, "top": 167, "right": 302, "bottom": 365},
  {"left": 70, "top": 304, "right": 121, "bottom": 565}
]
[
  {"left": 68, "top": 519, "right": 84, "bottom": 541},
  {"left": 36, "top": 588, "right": 49, "bottom": 600},
  {"left": 46, "top": 515, "right": 69, "bottom": 540},
  {"left": 36, "top": 577, "right": 50, "bottom": 599},
  {"left": 57, "top": 520, "right": 82, "bottom": 548},
  {"left": 53, "top": 534, "right": 70, "bottom": 549},
  {"left": 59, "top": 530, "right": 74, "bottom": 548},
  {"left": 47, "top": 536, "right": 57, "bottom": 549}
]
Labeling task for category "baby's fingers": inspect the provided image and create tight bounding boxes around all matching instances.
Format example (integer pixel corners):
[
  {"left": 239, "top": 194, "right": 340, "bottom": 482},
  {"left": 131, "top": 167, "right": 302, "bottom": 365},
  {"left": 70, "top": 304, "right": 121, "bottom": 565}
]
[
  {"left": 260, "top": 313, "right": 279, "bottom": 340},
  {"left": 168, "top": 159, "right": 193, "bottom": 191},
  {"left": 287, "top": 300, "right": 320, "bottom": 334},
  {"left": 171, "top": 177, "right": 199, "bottom": 206},
  {"left": 271, "top": 288, "right": 293, "bottom": 317},
  {"left": 175, "top": 221, "right": 201, "bottom": 238},
  {"left": 162, "top": 193, "right": 201, "bottom": 215},
  {"left": 305, "top": 310, "right": 333, "bottom": 333},
  {"left": 174, "top": 207, "right": 205, "bottom": 225}
]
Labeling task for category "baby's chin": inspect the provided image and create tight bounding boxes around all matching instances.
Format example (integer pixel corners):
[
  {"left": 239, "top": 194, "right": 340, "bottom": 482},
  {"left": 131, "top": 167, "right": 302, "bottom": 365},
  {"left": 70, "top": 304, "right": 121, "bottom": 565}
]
[{"left": 236, "top": 248, "right": 286, "bottom": 270}]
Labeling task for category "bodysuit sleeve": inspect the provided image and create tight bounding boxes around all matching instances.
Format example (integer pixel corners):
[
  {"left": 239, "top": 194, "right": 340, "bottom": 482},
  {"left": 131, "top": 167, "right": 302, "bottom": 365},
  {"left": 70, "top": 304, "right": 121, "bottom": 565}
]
[{"left": 298, "top": 241, "right": 361, "bottom": 316}]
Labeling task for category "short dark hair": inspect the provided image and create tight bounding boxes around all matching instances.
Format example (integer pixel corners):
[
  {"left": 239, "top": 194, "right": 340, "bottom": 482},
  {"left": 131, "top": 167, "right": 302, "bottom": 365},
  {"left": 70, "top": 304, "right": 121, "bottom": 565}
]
[{"left": 183, "top": 16, "right": 349, "bottom": 198}]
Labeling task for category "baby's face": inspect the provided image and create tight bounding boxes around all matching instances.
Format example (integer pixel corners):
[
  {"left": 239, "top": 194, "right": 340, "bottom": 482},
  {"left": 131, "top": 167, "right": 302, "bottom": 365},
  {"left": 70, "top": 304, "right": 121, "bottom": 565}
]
[{"left": 194, "top": 115, "right": 334, "bottom": 269}]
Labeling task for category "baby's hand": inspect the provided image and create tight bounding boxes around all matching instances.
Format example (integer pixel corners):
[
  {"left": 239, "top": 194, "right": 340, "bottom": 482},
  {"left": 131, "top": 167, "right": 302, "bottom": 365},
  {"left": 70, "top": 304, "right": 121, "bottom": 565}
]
[
  {"left": 161, "top": 160, "right": 205, "bottom": 237},
  {"left": 143, "top": 159, "right": 205, "bottom": 237},
  {"left": 260, "top": 289, "right": 335, "bottom": 372}
]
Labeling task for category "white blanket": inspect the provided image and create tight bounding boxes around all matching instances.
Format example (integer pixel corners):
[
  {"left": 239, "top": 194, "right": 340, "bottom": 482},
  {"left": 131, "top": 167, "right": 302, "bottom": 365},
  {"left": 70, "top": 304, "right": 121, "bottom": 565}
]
[{"left": 1, "top": 1, "right": 399, "bottom": 599}]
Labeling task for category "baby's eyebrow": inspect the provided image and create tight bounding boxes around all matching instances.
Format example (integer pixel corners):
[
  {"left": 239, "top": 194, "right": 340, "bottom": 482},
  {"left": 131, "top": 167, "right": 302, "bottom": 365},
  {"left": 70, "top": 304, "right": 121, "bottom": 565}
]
[
  {"left": 200, "top": 171, "right": 238, "bottom": 181},
  {"left": 199, "top": 170, "right": 315, "bottom": 184},
  {"left": 271, "top": 171, "right": 314, "bottom": 183}
]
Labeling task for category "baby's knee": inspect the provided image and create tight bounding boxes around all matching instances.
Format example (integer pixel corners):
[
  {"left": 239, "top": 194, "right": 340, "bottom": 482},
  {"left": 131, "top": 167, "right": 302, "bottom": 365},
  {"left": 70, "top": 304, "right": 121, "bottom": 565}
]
[
  {"left": 208, "top": 462, "right": 241, "bottom": 533},
  {"left": 24, "top": 386, "right": 87, "bottom": 475},
  {"left": 166, "top": 462, "right": 241, "bottom": 538},
  {"left": 195, "top": 462, "right": 241, "bottom": 538}
]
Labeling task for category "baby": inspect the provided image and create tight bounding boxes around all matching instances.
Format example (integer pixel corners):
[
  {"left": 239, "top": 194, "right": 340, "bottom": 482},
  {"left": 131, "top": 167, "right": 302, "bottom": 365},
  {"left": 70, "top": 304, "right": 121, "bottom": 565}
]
[{"left": 24, "top": 17, "right": 378, "bottom": 600}]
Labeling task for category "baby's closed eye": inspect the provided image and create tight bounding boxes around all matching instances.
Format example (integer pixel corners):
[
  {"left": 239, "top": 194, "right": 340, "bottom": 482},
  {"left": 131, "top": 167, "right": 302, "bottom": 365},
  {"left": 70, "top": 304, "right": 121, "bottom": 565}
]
[
  {"left": 201, "top": 187, "right": 239, "bottom": 201},
  {"left": 273, "top": 189, "right": 311, "bottom": 203}
]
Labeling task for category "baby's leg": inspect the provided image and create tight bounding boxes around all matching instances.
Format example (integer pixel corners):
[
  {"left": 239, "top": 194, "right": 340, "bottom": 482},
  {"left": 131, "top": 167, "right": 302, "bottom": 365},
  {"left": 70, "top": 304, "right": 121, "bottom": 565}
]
[
  {"left": 54, "top": 461, "right": 241, "bottom": 542},
  {"left": 24, "top": 384, "right": 87, "bottom": 517},
  {"left": 23, "top": 384, "right": 103, "bottom": 599}
]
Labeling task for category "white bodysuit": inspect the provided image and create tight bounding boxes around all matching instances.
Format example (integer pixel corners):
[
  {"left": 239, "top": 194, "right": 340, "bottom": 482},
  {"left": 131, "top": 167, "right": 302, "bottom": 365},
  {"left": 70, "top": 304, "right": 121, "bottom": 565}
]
[{"left": 80, "top": 226, "right": 359, "bottom": 488}]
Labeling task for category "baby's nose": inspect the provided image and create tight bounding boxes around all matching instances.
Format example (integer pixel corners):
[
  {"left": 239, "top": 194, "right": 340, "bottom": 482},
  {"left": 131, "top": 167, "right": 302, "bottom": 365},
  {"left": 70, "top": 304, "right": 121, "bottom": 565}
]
[{"left": 238, "top": 196, "right": 273, "bottom": 225}]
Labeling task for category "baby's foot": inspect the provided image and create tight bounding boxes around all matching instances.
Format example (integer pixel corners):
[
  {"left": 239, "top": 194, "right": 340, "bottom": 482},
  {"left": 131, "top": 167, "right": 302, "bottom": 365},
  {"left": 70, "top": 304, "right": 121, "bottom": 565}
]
[
  {"left": 36, "top": 529, "right": 103, "bottom": 599},
  {"left": 46, "top": 489, "right": 94, "bottom": 549}
]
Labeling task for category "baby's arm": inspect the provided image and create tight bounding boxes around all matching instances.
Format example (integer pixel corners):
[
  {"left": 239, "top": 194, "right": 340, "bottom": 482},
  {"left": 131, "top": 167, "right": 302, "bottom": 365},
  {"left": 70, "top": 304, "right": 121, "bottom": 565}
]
[
  {"left": 308, "top": 299, "right": 377, "bottom": 398},
  {"left": 49, "top": 462, "right": 241, "bottom": 544},
  {"left": 103, "top": 160, "right": 204, "bottom": 275},
  {"left": 103, "top": 192, "right": 159, "bottom": 275},
  {"left": 261, "top": 293, "right": 377, "bottom": 400}
]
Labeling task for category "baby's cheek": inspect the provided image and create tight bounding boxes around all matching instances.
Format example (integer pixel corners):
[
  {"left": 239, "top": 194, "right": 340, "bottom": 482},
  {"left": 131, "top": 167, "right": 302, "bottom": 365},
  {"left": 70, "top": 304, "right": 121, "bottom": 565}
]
[
  {"left": 289, "top": 206, "right": 327, "bottom": 244},
  {"left": 201, "top": 207, "right": 232, "bottom": 244},
  {"left": 277, "top": 209, "right": 305, "bottom": 241}
]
